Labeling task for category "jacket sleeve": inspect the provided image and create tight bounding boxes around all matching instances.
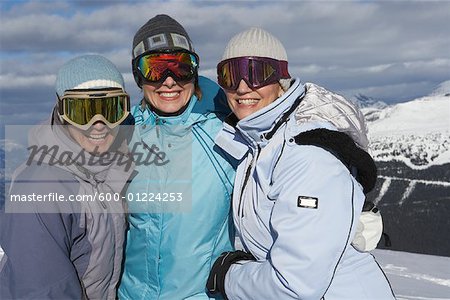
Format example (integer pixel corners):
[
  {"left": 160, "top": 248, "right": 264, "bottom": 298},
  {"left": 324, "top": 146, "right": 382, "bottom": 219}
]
[
  {"left": 224, "top": 144, "right": 364, "bottom": 300},
  {"left": 0, "top": 171, "right": 83, "bottom": 299},
  {"left": 0, "top": 212, "right": 83, "bottom": 299}
]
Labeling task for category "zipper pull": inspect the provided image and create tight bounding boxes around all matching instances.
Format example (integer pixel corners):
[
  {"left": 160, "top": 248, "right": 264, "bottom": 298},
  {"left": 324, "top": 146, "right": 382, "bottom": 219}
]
[
  {"left": 155, "top": 117, "right": 160, "bottom": 139},
  {"left": 238, "top": 153, "right": 253, "bottom": 218},
  {"left": 238, "top": 145, "right": 260, "bottom": 218}
]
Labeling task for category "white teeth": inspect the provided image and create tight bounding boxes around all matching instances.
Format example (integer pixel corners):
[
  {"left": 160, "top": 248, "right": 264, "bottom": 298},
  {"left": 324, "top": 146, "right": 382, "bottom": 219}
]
[
  {"left": 160, "top": 92, "right": 179, "bottom": 97},
  {"left": 88, "top": 133, "right": 107, "bottom": 140},
  {"left": 238, "top": 99, "right": 259, "bottom": 105}
]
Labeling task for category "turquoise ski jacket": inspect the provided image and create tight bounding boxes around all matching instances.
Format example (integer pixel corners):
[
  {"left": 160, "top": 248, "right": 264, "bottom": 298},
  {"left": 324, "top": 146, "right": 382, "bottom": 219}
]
[{"left": 119, "top": 77, "right": 235, "bottom": 300}]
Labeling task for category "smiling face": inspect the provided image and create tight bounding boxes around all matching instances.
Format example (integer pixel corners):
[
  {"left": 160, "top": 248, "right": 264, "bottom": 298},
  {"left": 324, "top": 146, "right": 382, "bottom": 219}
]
[
  {"left": 143, "top": 76, "right": 195, "bottom": 114},
  {"left": 68, "top": 121, "right": 117, "bottom": 154},
  {"left": 225, "top": 79, "right": 283, "bottom": 120}
]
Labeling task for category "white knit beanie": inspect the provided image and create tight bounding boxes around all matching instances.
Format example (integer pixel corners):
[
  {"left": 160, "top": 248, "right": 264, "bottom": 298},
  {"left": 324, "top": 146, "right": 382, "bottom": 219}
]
[{"left": 221, "top": 27, "right": 292, "bottom": 91}]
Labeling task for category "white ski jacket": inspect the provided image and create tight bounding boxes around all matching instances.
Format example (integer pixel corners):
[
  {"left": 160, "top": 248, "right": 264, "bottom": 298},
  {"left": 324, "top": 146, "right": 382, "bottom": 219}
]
[{"left": 215, "top": 79, "right": 395, "bottom": 299}]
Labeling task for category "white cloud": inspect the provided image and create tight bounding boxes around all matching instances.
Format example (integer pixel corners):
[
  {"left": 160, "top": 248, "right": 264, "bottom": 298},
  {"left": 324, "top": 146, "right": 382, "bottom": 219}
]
[
  {"left": 403, "top": 58, "right": 450, "bottom": 70},
  {"left": 0, "top": 74, "right": 55, "bottom": 89},
  {"left": 366, "top": 64, "right": 393, "bottom": 73},
  {"left": 1, "top": 139, "right": 25, "bottom": 152}
]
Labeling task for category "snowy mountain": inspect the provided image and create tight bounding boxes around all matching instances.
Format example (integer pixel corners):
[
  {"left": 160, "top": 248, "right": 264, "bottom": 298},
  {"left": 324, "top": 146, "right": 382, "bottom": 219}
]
[
  {"left": 354, "top": 93, "right": 389, "bottom": 109},
  {"left": 360, "top": 82, "right": 450, "bottom": 256},
  {"left": 365, "top": 94, "right": 450, "bottom": 168},
  {"left": 430, "top": 80, "right": 450, "bottom": 97}
]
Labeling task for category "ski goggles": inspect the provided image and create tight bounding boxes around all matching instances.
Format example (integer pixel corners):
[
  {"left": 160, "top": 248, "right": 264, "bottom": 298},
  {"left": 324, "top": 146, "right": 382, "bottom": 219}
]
[
  {"left": 217, "top": 56, "right": 290, "bottom": 90},
  {"left": 58, "top": 88, "right": 130, "bottom": 130},
  {"left": 133, "top": 50, "right": 199, "bottom": 84}
]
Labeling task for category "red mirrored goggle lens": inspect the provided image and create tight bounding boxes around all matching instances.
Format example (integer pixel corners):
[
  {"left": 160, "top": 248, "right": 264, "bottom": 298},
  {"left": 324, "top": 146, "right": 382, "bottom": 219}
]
[
  {"left": 217, "top": 57, "right": 290, "bottom": 90},
  {"left": 137, "top": 52, "right": 198, "bottom": 83}
]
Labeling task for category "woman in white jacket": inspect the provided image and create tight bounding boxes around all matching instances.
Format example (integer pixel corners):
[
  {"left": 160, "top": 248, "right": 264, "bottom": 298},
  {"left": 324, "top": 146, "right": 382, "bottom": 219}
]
[{"left": 207, "top": 27, "right": 395, "bottom": 300}]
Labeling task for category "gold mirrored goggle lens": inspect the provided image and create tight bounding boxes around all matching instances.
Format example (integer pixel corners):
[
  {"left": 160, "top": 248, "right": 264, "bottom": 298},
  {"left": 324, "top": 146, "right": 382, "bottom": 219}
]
[
  {"left": 63, "top": 96, "right": 126, "bottom": 125},
  {"left": 61, "top": 90, "right": 129, "bottom": 127}
]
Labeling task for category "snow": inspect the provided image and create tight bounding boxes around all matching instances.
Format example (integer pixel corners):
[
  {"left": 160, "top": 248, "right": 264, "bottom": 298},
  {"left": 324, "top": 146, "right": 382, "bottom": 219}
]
[
  {"left": 363, "top": 94, "right": 450, "bottom": 169},
  {"left": 373, "top": 249, "right": 450, "bottom": 300},
  {"left": 374, "top": 177, "right": 392, "bottom": 205},
  {"left": 368, "top": 96, "right": 449, "bottom": 136},
  {"left": 377, "top": 175, "right": 450, "bottom": 187},
  {"left": 233, "top": 187, "right": 450, "bottom": 298},
  {"left": 364, "top": 85, "right": 450, "bottom": 299},
  {"left": 400, "top": 180, "right": 416, "bottom": 206},
  {"left": 430, "top": 80, "right": 450, "bottom": 97}
]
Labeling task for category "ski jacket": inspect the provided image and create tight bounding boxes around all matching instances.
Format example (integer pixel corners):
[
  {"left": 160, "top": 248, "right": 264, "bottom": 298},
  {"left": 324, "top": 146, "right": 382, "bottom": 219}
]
[
  {"left": 118, "top": 76, "right": 235, "bottom": 300},
  {"left": 215, "top": 79, "right": 395, "bottom": 300},
  {"left": 0, "top": 114, "right": 134, "bottom": 299}
]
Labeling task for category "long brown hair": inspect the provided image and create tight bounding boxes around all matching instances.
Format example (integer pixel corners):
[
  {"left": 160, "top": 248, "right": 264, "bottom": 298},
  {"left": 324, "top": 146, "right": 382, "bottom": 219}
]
[{"left": 194, "top": 77, "right": 202, "bottom": 100}]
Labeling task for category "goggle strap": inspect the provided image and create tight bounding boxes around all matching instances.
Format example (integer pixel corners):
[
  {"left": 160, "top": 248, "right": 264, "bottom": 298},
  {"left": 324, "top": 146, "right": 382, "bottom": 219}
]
[
  {"left": 279, "top": 61, "right": 291, "bottom": 78},
  {"left": 62, "top": 88, "right": 127, "bottom": 98},
  {"left": 56, "top": 92, "right": 64, "bottom": 115},
  {"left": 61, "top": 112, "right": 130, "bottom": 131}
]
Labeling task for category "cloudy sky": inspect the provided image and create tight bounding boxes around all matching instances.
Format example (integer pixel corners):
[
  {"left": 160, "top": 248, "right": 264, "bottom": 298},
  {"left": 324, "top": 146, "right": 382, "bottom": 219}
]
[{"left": 1, "top": 0, "right": 449, "bottom": 132}]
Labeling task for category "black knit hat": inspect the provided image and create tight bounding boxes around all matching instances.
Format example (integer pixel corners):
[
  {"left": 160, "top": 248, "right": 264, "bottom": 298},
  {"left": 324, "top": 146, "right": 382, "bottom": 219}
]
[{"left": 132, "top": 14, "right": 195, "bottom": 59}]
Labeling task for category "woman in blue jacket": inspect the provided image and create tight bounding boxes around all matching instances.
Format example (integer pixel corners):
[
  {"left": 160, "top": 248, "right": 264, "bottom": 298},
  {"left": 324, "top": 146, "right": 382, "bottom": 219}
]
[
  {"left": 207, "top": 27, "right": 395, "bottom": 299},
  {"left": 119, "top": 16, "right": 383, "bottom": 300},
  {"left": 118, "top": 15, "right": 235, "bottom": 299}
]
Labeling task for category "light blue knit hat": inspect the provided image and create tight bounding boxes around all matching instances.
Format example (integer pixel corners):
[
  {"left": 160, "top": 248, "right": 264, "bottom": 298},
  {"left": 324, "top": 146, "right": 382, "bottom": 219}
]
[{"left": 55, "top": 55, "right": 124, "bottom": 97}]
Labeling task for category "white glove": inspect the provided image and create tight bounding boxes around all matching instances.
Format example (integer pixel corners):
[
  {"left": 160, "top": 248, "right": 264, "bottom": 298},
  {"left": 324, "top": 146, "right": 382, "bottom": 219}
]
[{"left": 352, "top": 204, "right": 383, "bottom": 252}]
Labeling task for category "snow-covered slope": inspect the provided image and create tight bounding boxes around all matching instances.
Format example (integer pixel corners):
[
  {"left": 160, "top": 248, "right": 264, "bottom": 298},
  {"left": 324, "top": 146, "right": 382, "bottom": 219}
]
[
  {"left": 367, "top": 95, "right": 449, "bottom": 135},
  {"left": 361, "top": 82, "right": 450, "bottom": 257},
  {"left": 373, "top": 249, "right": 450, "bottom": 300},
  {"left": 362, "top": 88, "right": 450, "bottom": 169},
  {"left": 430, "top": 80, "right": 450, "bottom": 97}
]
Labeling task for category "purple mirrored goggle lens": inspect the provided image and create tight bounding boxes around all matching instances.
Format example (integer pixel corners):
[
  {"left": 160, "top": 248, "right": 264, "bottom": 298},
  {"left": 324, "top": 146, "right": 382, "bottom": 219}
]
[{"left": 217, "top": 56, "right": 290, "bottom": 90}]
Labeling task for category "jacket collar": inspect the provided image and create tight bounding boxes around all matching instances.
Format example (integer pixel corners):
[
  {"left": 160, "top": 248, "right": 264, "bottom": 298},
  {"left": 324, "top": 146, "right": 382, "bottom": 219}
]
[
  {"left": 140, "top": 93, "right": 200, "bottom": 126},
  {"left": 216, "top": 79, "right": 305, "bottom": 160},
  {"left": 235, "top": 78, "right": 305, "bottom": 145}
]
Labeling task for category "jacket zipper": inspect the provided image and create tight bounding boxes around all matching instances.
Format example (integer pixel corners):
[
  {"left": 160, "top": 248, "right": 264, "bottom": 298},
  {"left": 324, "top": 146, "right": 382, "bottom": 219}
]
[
  {"left": 238, "top": 144, "right": 260, "bottom": 217},
  {"left": 155, "top": 116, "right": 160, "bottom": 138}
]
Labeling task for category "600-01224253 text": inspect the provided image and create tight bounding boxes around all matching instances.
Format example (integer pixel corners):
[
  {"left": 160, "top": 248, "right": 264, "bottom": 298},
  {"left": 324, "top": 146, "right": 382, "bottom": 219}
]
[{"left": 8, "top": 192, "right": 185, "bottom": 202}]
